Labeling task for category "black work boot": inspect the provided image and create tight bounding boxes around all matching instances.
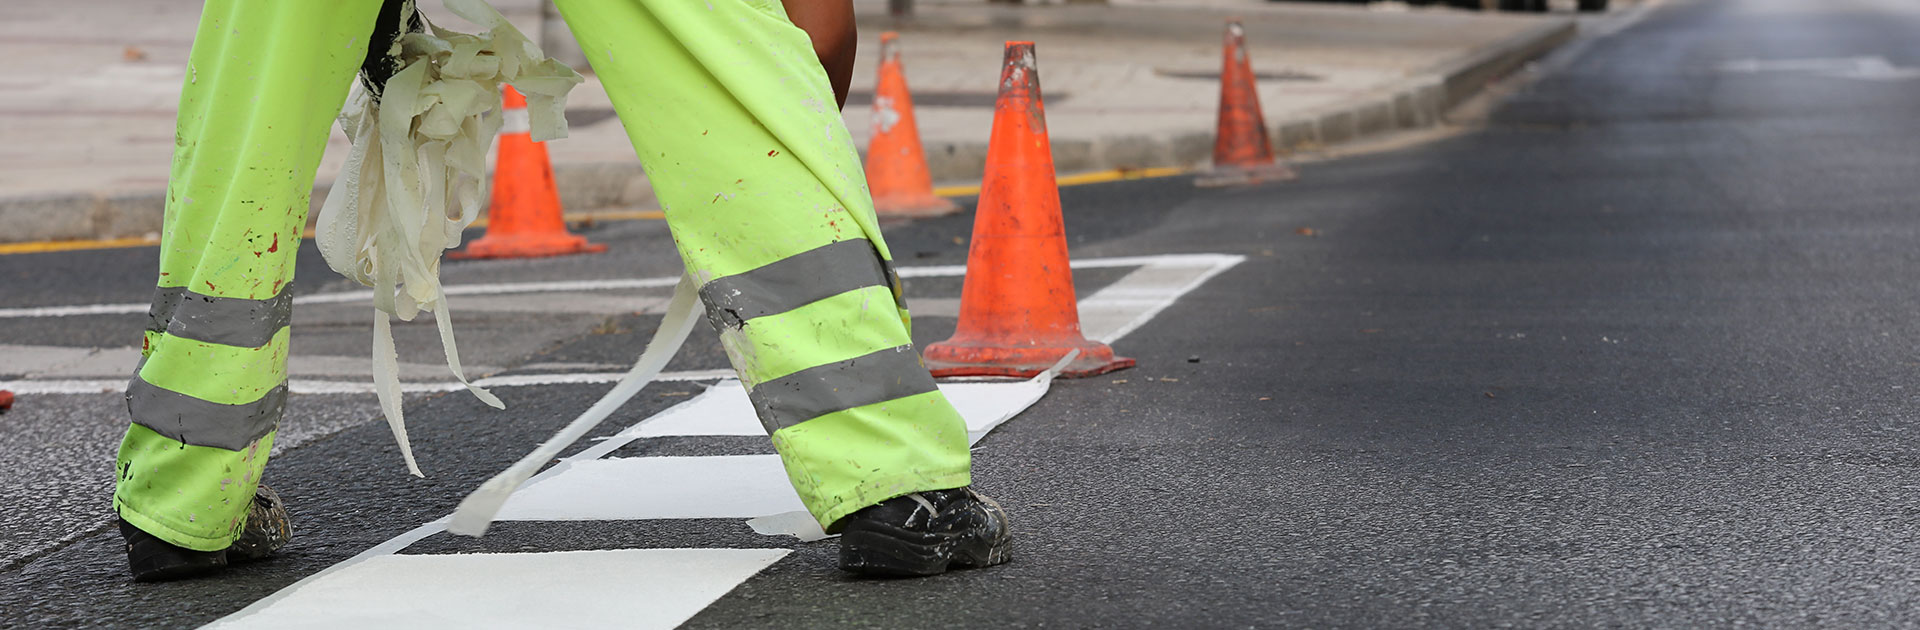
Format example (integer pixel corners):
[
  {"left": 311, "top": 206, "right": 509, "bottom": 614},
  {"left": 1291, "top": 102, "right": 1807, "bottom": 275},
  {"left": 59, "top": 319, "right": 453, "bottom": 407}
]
[
  {"left": 120, "top": 520, "right": 227, "bottom": 582},
  {"left": 121, "top": 484, "right": 292, "bottom": 581},
  {"left": 838, "top": 487, "right": 1012, "bottom": 577}
]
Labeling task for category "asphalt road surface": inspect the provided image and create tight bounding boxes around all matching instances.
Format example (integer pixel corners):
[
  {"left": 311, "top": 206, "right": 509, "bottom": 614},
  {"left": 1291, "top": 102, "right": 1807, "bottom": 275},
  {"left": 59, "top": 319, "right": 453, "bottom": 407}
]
[{"left": 10, "top": 0, "right": 1920, "bottom": 626}]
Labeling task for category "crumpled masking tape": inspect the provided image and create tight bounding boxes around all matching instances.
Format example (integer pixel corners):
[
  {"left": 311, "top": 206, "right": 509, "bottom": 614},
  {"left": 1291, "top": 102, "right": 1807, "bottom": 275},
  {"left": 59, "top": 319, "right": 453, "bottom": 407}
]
[{"left": 314, "top": 0, "right": 583, "bottom": 476}]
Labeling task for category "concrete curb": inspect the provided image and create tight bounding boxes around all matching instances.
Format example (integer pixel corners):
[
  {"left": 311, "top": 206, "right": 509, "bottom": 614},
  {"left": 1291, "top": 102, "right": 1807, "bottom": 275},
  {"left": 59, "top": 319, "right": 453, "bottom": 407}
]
[
  {"left": 0, "top": 17, "right": 1575, "bottom": 244},
  {"left": 917, "top": 17, "right": 1577, "bottom": 187}
]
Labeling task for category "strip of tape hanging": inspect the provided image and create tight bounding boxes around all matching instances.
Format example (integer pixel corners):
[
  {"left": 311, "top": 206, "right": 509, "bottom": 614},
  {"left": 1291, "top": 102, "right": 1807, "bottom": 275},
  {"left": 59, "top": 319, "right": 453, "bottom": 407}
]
[{"left": 449, "top": 274, "right": 703, "bottom": 537}]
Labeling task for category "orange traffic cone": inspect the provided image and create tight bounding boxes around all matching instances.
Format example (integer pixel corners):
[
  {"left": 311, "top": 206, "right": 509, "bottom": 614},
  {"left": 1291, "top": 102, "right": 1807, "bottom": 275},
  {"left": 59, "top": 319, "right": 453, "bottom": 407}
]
[
  {"left": 451, "top": 86, "right": 607, "bottom": 260},
  {"left": 865, "top": 32, "right": 958, "bottom": 218},
  {"left": 1196, "top": 20, "right": 1295, "bottom": 187},
  {"left": 922, "top": 42, "right": 1135, "bottom": 379}
]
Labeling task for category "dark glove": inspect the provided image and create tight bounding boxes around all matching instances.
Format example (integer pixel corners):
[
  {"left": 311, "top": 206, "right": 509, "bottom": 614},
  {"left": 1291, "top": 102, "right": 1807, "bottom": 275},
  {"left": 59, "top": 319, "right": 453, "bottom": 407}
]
[{"left": 359, "top": 0, "right": 425, "bottom": 100}]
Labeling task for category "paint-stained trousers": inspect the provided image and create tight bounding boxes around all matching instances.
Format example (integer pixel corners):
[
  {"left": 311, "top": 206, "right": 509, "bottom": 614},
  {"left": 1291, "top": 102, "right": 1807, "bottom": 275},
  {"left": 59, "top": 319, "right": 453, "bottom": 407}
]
[{"left": 117, "top": 0, "right": 971, "bottom": 552}]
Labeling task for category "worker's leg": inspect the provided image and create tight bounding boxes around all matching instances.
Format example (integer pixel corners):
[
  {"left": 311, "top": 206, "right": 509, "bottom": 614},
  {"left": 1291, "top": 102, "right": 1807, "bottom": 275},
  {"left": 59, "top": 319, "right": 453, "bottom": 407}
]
[
  {"left": 114, "top": 0, "right": 380, "bottom": 551},
  {"left": 553, "top": 0, "right": 971, "bottom": 530}
]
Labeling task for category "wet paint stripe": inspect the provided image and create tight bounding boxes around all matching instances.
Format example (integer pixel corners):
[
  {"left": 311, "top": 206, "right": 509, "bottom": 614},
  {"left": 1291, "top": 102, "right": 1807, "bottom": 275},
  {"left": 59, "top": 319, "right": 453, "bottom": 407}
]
[
  {"left": 127, "top": 376, "right": 285, "bottom": 451},
  {"left": 747, "top": 345, "right": 938, "bottom": 433},
  {"left": 147, "top": 286, "right": 294, "bottom": 349},
  {"left": 0, "top": 253, "right": 1242, "bottom": 319},
  {"left": 698, "top": 238, "right": 898, "bottom": 330},
  {"left": 0, "top": 369, "right": 741, "bottom": 396},
  {"left": 204, "top": 548, "right": 790, "bottom": 629},
  {"left": 190, "top": 252, "right": 1246, "bottom": 630}
]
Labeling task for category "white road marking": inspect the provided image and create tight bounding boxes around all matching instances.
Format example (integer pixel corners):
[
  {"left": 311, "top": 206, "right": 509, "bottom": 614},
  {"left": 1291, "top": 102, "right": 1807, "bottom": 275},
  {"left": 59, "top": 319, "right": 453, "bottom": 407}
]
[
  {"left": 204, "top": 548, "right": 790, "bottom": 630},
  {"left": 0, "top": 369, "right": 739, "bottom": 396},
  {"left": 0, "top": 253, "right": 1233, "bottom": 319},
  {"left": 1077, "top": 254, "right": 1243, "bottom": 343},
  {"left": 190, "top": 252, "right": 1244, "bottom": 629},
  {"left": 493, "top": 377, "right": 1056, "bottom": 523},
  {"left": 497, "top": 455, "right": 807, "bottom": 521},
  {"left": 1719, "top": 56, "right": 1920, "bottom": 81},
  {"left": 621, "top": 379, "right": 1050, "bottom": 443},
  {"left": 0, "top": 346, "right": 507, "bottom": 383}
]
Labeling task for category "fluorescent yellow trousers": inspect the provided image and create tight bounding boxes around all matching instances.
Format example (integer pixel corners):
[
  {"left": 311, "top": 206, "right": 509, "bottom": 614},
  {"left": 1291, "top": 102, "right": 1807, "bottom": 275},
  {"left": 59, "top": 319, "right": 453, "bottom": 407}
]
[{"left": 118, "top": 0, "right": 969, "bottom": 551}]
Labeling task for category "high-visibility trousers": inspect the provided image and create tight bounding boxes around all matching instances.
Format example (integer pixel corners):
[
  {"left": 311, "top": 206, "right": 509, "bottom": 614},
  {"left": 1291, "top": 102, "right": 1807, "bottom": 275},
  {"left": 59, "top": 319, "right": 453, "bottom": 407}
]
[{"left": 117, "top": 0, "right": 971, "bottom": 552}]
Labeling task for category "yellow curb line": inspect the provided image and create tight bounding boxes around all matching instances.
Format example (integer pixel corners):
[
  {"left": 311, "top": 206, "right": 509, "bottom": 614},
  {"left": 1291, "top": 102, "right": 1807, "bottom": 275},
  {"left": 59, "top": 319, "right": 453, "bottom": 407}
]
[
  {"left": 0, "top": 236, "right": 162, "bottom": 255},
  {"left": 932, "top": 165, "right": 1190, "bottom": 197},
  {"left": 1, "top": 167, "right": 1187, "bottom": 256}
]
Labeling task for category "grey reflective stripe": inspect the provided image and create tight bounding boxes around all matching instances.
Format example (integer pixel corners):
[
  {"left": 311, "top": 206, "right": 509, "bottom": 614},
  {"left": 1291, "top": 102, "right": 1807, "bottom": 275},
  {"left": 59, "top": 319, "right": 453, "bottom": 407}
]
[
  {"left": 881, "top": 258, "right": 907, "bottom": 312},
  {"left": 147, "top": 287, "right": 185, "bottom": 333},
  {"left": 748, "top": 345, "right": 939, "bottom": 433},
  {"left": 699, "top": 239, "right": 894, "bottom": 330},
  {"left": 126, "top": 376, "right": 285, "bottom": 451},
  {"left": 147, "top": 285, "right": 294, "bottom": 348}
]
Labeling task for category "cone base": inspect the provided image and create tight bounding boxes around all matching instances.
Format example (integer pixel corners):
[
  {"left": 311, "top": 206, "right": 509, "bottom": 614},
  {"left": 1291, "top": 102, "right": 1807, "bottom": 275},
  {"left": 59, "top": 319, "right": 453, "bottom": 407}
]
[
  {"left": 450, "top": 234, "right": 608, "bottom": 260},
  {"left": 874, "top": 195, "right": 961, "bottom": 219},
  {"left": 1195, "top": 161, "right": 1297, "bottom": 188},
  {"left": 923, "top": 338, "right": 1135, "bottom": 379}
]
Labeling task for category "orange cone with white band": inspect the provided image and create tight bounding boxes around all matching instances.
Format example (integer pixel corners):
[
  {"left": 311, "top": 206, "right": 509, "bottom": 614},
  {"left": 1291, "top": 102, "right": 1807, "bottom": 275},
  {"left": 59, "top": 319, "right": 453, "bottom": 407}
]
[
  {"left": 922, "top": 42, "right": 1135, "bottom": 379},
  {"left": 452, "top": 86, "right": 606, "bottom": 259},
  {"left": 1196, "top": 19, "right": 1295, "bottom": 187},
  {"left": 865, "top": 32, "right": 958, "bottom": 218}
]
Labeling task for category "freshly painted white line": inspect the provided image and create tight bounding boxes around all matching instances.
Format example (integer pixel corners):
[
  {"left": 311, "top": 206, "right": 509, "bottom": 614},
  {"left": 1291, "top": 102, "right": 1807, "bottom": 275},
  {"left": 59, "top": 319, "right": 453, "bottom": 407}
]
[
  {"left": 620, "top": 379, "right": 1047, "bottom": 443},
  {"left": 0, "top": 369, "right": 738, "bottom": 396},
  {"left": 207, "top": 518, "right": 452, "bottom": 629},
  {"left": 495, "top": 455, "right": 806, "bottom": 521},
  {"left": 190, "top": 252, "right": 1245, "bottom": 624},
  {"left": 1084, "top": 254, "right": 1245, "bottom": 344},
  {"left": 204, "top": 548, "right": 790, "bottom": 630},
  {"left": 496, "top": 377, "right": 1053, "bottom": 523},
  {"left": 3, "top": 254, "right": 1240, "bottom": 395},
  {"left": 470, "top": 369, "right": 736, "bottom": 389},
  {"left": 297, "top": 276, "right": 687, "bottom": 306},
  {"left": 890, "top": 252, "right": 1236, "bottom": 278},
  {"left": 0, "top": 302, "right": 149, "bottom": 318},
  {"left": 0, "top": 253, "right": 1240, "bottom": 319},
  {"left": 1, "top": 345, "right": 509, "bottom": 382},
  {"left": 0, "top": 278, "right": 684, "bottom": 319},
  {"left": 447, "top": 292, "right": 673, "bottom": 314}
]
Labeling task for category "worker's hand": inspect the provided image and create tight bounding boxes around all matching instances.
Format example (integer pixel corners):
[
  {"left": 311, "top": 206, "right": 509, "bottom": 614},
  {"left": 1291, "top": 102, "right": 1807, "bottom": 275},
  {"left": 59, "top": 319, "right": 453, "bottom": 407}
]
[{"left": 781, "top": 0, "right": 857, "bottom": 110}]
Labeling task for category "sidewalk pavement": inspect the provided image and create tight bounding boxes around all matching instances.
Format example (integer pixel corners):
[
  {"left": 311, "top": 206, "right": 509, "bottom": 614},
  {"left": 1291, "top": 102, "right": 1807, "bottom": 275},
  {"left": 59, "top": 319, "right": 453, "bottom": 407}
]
[{"left": 0, "top": 0, "right": 1574, "bottom": 244}]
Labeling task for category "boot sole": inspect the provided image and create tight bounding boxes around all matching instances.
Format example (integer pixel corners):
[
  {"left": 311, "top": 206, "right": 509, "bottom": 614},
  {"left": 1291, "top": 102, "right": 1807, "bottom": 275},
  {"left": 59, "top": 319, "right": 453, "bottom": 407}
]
[
  {"left": 131, "top": 557, "right": 228, "bottom": 582},
  {"left": 127, "top": 541, "right": 228, "bottom": 582},
  {"left": 838, "top": 521, "right": 1012, "bottom": 577}
]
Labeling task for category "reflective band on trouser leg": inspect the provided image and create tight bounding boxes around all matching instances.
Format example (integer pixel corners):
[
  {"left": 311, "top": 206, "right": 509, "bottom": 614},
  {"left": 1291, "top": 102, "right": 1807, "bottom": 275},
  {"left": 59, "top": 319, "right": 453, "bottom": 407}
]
[
  {"left": 749, "top": 346, "right": 939, "bottom": 433},
  {"left": 147, "top": 286, "right": 296, "bottom": 349},
  {"left": 554, "top": 0, "right": 971, "bottom": 529},
  {"left": 114, "top": 0, "right": 380, "bottom": 552},
  {"left": 698, "top": 239, "right": 906, "bottom": 331}
]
